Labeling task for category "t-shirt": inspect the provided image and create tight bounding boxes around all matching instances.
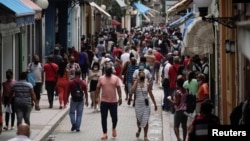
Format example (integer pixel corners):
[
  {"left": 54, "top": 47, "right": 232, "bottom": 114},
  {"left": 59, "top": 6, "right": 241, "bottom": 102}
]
[
  {"left": 43, "top": 62, "right": 58, "bottom": 81},
  {"left": 183, "top": 79, "right": 199, "bottom": 96},
  {"left": 28, "top": 62, "right": 43, "bottom": 82},
  {"left": 97, "top": 74, "right": 121, "bottom": 103},
  {"left": 198, "top": 83, "right": 209, "bottom": 102}
]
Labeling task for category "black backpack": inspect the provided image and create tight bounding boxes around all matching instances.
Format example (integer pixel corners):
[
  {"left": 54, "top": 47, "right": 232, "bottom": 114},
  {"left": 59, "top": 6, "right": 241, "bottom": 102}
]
[
  {"left": 186, "top": 89, "right": 196, "bottom": 113},
  {"left": 71, "top": 81, "right": 84, "bottom": 102}
]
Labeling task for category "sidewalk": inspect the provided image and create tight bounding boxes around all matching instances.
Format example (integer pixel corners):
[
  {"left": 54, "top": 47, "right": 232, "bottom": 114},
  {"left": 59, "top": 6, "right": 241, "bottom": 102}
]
[{"left": 0, "top": 94, "right": 70, "bottom": 141}]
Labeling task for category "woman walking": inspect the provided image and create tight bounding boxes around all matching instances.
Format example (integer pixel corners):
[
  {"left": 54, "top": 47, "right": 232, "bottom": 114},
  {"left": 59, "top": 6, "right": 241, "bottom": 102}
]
[
  {"left": 131, "top": 71, "right": 157, "bottom": 141},
  {"left": 56, "top": 54, "right": 70, "bottom": 109},
  {"left": 1, "top": 69, "right": 16, "bottom": 130},
  {"left": 88, "top": 62, "right": 102, "bottom": 112}
]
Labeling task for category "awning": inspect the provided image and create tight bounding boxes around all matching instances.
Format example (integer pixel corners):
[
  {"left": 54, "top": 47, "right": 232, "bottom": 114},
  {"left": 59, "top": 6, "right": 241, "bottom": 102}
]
[
  {"left": 112, "top": 20, "right": 121, "bottom": 26},
  {"left": 0, "top": 0, "right": 35, "bottom": 27},
  {"left": 115, "top": 0, "right": 127, "bottom": 8},
  {"left": 133, "top": 2, "right": 149, "bottom": 14},
  {"left": 182, "top": 17, "right": 214, "bottom": 56},
  {"left": 89, "top": 2, "right": 111, "bottom": 19},
  {"left": 20, "top": 0, "right": 42, "bottom": 20},
  {"left": 169, "top": 11, "right": 193, "bottom": 27},
  {"left": 182, "top": 17, "right": 195, "bottom": 39},
  {"left": 167, "top": 0, "right": 193, "bottom": 16}
]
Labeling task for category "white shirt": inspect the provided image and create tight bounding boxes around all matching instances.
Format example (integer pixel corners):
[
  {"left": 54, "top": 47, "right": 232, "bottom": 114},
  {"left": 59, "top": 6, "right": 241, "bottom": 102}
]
[
  {"left": 133, "top": 69, "right": 152, "bottom": 82},
  {"left": 163, "top": 62, "right": 172, "bottom": 79},
  {"left": 121, "top": 52, "right": 130, "bottom": 67},
  {"left": 28, "top": 62, "right": 43, "bottom": 82},
  {"left": 8, "top": 135, "right": 31, "bottom": 141}
]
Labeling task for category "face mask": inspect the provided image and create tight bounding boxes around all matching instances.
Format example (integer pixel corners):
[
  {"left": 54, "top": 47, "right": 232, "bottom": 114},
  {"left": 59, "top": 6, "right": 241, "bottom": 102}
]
[
  {"left": 93, "top": 67, "right": 98, "bottom": 70},
  {"left": 200, "top": 61, "right": 204, "bottom": 64},
  {"left": 34, "top": 61, "right": 39, "bottom": 65},
  {"left": 140, "top": 76, "right": 145, "bottom": 81}
]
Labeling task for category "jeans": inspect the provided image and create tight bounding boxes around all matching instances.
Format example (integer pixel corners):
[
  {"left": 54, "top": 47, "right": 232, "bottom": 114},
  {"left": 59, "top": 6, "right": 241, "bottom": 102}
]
[
  {"left": 69, "top": 98, "right": 84, "bottom": 130},
  {"left": 100, "top": 102, "right": 118, "bottom": 133},
  {"left": 14, "top": 103, "right": 32, "bottom": 125},
  {"left": 163, "top": 84, "right": 171, "bottom": 111},
  {"left": 34, "top": 82, "right": 42, "bottom": 100},
  {"left": 4, "top": 96, "right": 15, "bottom": 127},
  {"left": 45, "top": 81, "right": 56, "bottom": 107}
]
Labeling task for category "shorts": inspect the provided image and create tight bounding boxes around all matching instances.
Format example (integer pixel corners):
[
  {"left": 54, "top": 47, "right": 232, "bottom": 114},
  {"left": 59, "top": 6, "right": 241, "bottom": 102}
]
[{"left": 174, "top": 110, "right": 188, "bottom": 128}]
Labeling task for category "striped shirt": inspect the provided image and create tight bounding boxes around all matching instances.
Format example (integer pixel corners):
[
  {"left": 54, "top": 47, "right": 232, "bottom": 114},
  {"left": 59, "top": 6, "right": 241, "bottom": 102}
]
[
  {"left": 127, "top": 64, "right": 139, "bottom": 83},
  {"left": 12, "top": 80, "right": 33, "bottom": 106}
]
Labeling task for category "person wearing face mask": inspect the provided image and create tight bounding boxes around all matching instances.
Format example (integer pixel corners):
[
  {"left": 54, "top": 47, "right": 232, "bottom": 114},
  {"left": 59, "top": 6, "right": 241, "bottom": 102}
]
[
  {"left": 95, "top": 67, "right": 122, "bottom": 139},
  {"left": 88, "top": 62, "right": 102, "bottom": 112},
  {"left": 66, "top": 56, "right": 81, "bottom": 80},
  {"left": 27, "top": 55, "right": 44, "bottom": 110},
  {"left": 131, "top": 71, "right": 157, "bottom": 141},
  {"left": 196, "top": 73, "right": 209, "bottom": 112},
  {"left": 125, "top": 54, "right": 139, "bottom": 106},
  {"left": 1, "top": 69, "right": 16, "bottom": 130}
]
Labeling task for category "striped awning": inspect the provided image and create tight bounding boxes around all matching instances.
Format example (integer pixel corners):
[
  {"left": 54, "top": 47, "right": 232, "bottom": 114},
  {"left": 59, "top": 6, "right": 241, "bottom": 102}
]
[
  {"left": 0, "top": 0, "right": 35, "bottom": 26},
  {"left": 20, "top": 0, "right": 42, "bottom": 20}
]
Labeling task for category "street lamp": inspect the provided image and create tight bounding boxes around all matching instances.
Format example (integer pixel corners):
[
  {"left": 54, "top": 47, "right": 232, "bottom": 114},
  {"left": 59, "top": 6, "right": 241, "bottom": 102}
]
[
  {"left": 195, "top": 0, "right": 241, "bottom": 28},
  {"left": 34, "top": 0, "right": 49, "bottom": 9},
  {"left": 35, "top": 0, "right": 49, "bottom": 17}
]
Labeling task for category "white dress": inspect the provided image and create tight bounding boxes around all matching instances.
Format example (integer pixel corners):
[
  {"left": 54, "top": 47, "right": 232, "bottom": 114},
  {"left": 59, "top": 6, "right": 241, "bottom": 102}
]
[{"left": 135, "top": 83, "right": 150, "bottom": 128}]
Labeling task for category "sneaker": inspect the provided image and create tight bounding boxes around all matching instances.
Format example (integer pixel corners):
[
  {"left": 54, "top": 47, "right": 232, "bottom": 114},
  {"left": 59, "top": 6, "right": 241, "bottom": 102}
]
[
  {"left": 3, "top": 126, "right": 8, "bottom": 130},
  {"left": 71, "top": 124, "right": 76, "bottom": 131},
  {"left": 76, "top": 129, "right": 80, "bottom": 132}
]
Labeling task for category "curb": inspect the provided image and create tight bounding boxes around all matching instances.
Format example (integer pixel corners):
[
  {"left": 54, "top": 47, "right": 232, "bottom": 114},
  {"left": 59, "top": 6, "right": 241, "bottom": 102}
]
[{"left": 33, "top": 108, "right": 69, "bottom": 141}]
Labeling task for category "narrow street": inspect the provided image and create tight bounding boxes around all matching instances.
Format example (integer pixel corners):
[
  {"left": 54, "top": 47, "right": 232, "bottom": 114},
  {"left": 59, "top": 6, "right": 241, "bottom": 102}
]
[{"left": 46, "top": 84, "right": 176, "bottom": 141}]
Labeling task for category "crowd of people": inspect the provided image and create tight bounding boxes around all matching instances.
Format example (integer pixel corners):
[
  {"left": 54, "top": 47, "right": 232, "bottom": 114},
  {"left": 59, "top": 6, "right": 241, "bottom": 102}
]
[{"left": 0, "top": 24, "right": 221, "bottom": 141}]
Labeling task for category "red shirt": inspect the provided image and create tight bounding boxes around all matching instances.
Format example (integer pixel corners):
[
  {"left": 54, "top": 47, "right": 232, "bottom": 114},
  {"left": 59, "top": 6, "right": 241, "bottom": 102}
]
[
  {"left": 168, "top": 64, "right": 180, "bottom": 89},
  {"left": 112, "top": 48, "right": 123, "bottom": 57},
  {"left": 153, "top": 51, "right": 163, "bottom": 63},
  {"left": 43, "top": 62, "right": 58, "bottom": 81},
  {"left": 69, "top": 78, "right": 87, "bottom": 92}
]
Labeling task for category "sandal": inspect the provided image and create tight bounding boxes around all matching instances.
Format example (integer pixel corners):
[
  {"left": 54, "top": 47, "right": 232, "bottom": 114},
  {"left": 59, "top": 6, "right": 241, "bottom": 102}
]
[
  {"left": 3, "top": 126, "right": 8, "bottom": 130},
  {"left": 112, "top": 129, "right": 117, "bottom": 137},
  {"left": 101, "top": 134, "right": 108, "bottom": 140}
]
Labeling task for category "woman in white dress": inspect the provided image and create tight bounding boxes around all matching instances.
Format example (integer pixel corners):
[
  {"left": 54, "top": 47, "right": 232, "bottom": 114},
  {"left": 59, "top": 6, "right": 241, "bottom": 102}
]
[{"left": 131, "top": 71, "right": 157, "bottom": 141}]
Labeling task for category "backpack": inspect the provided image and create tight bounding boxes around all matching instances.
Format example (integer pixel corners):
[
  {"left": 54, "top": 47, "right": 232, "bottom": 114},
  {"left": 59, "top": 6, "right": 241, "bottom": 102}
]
[
  {"left": 71, "top": 80, "right": 84, "bottom": 102},
  {"left": 186, "top": 89, "right": 196, "bottom": 113}
]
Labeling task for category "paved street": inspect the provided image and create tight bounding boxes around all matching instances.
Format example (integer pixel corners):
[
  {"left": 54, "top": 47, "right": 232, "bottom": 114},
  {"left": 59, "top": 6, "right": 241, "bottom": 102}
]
[
  {"left": 0, "top": 83, "right": 180, "bottom": 141},
  {"left": 47, "top": 84, "right": 178, "bottom": 141}
]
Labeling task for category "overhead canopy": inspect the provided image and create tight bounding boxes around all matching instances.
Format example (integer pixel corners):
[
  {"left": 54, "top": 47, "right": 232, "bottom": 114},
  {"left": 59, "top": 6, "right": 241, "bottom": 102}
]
[
  {"left": 133, "top": 2, "right": 149, "bottom": 14},
  {"left": 0, "top": 0, "right": 35, "bottom": 26},
  {"left": 20, "top": 0, "right": 42, "bottom": 19},
  {"left": 112, "top": 20, "right": 121, "bottom": 26},
  {"left": 182, "top": 17, "right": 214, "bottom": 56},
  {"left": 89, "top": 2, "right": 111, "bottom": 19},
  {"left": 115, "top": 0, "right": 127, "bottom": 8},
  {"left": 169, "top": 11, "right": 193, "bottom": 27},
  {"left": 167, "top": 0, "right": 193, "bottom": 16}
]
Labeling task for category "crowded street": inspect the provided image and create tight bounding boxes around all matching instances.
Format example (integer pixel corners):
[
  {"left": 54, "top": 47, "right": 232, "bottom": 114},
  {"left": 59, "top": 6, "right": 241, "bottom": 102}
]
[{"left": 0, "top": 82, "right": 179, "bottom": 141}]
